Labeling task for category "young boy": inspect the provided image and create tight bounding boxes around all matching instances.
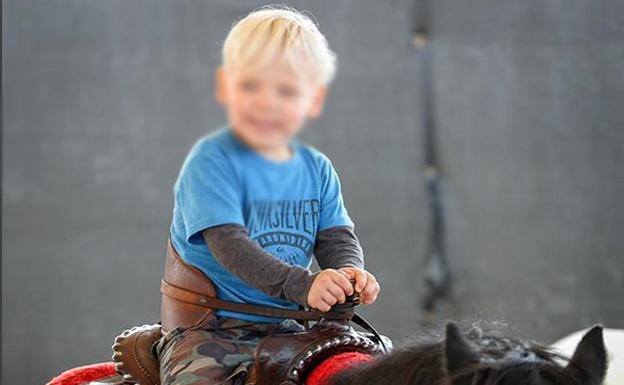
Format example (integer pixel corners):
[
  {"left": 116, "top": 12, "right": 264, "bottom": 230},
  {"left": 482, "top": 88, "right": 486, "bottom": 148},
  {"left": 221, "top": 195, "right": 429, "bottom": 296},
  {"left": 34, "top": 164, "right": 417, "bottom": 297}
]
[{"left": 155, "top": 5, "right": 380, "bottom": 385}]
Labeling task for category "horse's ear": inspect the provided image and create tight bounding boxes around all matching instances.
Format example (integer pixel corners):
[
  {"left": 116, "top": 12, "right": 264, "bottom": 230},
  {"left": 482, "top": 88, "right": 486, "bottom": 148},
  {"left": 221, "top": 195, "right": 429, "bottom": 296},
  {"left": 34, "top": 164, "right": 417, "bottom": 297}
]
[
  {"left": 565, "top": 325, "right": 608, "bottom": 385},
  {"left": 444, "top": 322, "right": 480, "bottom": 376}
]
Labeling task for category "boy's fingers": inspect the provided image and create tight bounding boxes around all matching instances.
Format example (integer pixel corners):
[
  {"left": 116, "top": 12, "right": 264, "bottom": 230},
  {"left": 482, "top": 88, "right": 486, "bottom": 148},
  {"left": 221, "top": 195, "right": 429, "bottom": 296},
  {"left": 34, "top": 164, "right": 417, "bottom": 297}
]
[
  {"left": 309, "top": 292, "right": 331, "bottom": 312},
  {"left": 352, "top": 270, "right": 368, "bottom": 293},
  {"left": 325, "top": 284, "right": 346, "bottom": 304},
  {"left": 331, "top": 272, "right": 355, "bottom": 296},
  {"left": 363, "top": 293, "right": 378, "bottom": 304},
  {"left": 361, "top": 276, "right": 379, "bottom": 303},
  {"left": 337, "top": 270, "right": 352, "bottom": 279},
  {"left": 314, "top": 300, "right": 331, "bottom": 312},
  {"left": 320, "top": 292, "right": 337, "bottom": 307}
]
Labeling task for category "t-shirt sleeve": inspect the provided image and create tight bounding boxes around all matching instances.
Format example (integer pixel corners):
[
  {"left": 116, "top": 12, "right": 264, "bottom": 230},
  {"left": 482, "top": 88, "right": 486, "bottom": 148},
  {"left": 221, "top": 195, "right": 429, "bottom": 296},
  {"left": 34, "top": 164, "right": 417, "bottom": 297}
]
[
  {"left": 174, "top": 140, "right": 245, "bottom": 245},
  {"left": 318, "top": 155, "right": 354, "bottom": 231}
]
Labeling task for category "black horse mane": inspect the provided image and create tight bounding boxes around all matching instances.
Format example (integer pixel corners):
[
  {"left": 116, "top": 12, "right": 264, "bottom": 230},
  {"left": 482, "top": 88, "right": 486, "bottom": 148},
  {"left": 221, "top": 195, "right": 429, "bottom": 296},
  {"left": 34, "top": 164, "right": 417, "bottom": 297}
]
[{"left": 328, "top": 322, "right": 607, "bottom": 385}]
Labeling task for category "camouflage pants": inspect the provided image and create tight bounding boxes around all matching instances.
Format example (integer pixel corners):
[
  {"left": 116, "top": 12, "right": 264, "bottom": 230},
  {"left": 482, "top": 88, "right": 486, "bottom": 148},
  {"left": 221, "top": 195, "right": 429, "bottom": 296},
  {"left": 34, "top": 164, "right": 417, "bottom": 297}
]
[{"left": 153, "top": 314, "right": 306, "bottom": 385}]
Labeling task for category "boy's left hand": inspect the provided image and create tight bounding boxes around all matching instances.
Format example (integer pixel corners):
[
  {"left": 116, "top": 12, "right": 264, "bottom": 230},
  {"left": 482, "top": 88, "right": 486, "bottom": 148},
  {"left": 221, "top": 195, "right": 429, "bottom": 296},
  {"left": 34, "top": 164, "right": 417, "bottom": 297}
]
[{"left": 336, "top": 267, "right": 380, "bottom": 305}]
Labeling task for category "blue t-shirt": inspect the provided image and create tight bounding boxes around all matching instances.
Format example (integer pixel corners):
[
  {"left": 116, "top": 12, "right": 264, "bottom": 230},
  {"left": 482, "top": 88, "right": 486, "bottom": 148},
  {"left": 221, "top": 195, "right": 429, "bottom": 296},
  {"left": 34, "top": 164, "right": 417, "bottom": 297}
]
[{"left": 169, "top": 125, "right": 353, "bottom": 323}]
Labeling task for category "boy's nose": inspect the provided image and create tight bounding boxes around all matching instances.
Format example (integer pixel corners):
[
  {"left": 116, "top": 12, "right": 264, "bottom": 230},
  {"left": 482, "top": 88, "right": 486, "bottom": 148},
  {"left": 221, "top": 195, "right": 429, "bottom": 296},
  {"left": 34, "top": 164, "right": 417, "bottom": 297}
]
[{"left": 257, "top": 88, "right": 280, "bottom": 110}]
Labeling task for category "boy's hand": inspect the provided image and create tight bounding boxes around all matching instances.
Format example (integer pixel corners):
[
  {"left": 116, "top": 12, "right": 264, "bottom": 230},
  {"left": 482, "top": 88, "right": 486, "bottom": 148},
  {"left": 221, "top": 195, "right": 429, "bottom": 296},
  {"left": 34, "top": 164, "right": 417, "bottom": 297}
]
[
  {"left": 307, "top": 269, "right": 355, "bottom": 312},
  {"left": 337, "top": 267, "right": 380, "bottom": 305}
]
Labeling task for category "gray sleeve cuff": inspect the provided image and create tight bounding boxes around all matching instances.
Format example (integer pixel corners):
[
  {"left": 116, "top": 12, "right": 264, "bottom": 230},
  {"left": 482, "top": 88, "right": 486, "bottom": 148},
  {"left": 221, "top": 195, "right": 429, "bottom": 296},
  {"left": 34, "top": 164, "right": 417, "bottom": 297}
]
[{"left": 284, "top": 268, "right": 322, "bottom": 306}]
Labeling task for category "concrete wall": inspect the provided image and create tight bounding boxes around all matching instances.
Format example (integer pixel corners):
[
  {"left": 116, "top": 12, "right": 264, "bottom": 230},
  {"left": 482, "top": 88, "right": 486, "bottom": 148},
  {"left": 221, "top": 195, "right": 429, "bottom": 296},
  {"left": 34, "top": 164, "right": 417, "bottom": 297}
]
[{"left": 3, "top": 1, "right": 623, "bottom": 383}]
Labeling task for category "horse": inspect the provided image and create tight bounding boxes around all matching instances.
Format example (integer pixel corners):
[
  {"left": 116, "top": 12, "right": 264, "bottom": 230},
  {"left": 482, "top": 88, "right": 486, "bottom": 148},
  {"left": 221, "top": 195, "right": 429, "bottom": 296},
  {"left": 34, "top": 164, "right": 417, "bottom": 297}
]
[
  {"left": 326, "top": 322, "right": 608, "bottom": 385},
  {"left": 46, "top": 321, "right": 608, "bottom": 385}
]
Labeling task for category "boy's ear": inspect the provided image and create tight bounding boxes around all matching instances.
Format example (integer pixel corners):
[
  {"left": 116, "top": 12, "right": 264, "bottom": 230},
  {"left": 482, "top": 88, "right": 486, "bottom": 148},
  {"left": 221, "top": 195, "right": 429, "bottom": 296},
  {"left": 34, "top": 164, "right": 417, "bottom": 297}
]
[
  {"left": 307, "top": 85, "right": 328, "bottom": 119},
  {"left": 215, "top": 66, "right": 227, "bottom": 106}
]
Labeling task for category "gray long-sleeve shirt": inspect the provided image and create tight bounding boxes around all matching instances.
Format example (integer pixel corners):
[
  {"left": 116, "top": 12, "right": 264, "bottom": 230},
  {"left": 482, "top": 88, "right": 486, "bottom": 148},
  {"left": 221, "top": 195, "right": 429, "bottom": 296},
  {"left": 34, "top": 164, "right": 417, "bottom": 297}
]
[{"left": 201, "top": 224, "right": 364, "bottom": 307}]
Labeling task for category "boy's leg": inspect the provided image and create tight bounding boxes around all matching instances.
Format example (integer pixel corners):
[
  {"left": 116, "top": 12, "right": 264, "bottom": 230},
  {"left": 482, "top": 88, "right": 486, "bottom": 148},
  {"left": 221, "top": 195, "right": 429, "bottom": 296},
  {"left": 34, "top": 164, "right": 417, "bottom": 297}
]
[
  {"left": 155, "top": 327, "right": 253, "bottom": 385},
  {"left": 155, "top": 316, "right": 304, "bottom": 385}
]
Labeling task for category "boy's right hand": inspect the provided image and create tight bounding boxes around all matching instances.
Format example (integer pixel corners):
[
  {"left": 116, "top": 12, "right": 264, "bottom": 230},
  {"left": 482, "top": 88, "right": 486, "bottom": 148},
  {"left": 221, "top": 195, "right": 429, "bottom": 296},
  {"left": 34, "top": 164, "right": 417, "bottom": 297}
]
[{"left": 306, "top": 269, "right": 355, "bottom": 312}]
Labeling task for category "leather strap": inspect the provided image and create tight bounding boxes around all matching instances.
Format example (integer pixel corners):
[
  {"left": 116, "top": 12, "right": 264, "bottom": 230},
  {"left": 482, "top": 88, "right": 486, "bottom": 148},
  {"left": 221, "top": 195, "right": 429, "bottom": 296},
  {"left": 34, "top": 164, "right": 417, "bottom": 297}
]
[
  {"left": 160, "top": 279, "right": 355, "bottom": 321},
  {"left": 350, "top": 312, "right": 391, "bottom": 354}
]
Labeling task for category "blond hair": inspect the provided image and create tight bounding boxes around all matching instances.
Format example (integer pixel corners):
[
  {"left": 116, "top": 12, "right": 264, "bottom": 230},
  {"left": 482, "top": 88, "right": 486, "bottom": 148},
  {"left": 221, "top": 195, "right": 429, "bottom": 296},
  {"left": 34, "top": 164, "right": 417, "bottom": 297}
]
[{"left": 221, "top": 4, "right": 337, "bottom": 86}]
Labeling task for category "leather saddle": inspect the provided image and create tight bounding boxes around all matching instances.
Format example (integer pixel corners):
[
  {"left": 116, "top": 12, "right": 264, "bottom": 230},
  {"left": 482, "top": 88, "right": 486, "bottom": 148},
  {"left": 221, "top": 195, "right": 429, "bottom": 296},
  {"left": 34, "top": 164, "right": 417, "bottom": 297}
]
[
  {"left": 253, "top": 319, "right": 391, "bottom": 385},
  {"left": 111, "top": 238, "right": 392, "bottom": 385}
]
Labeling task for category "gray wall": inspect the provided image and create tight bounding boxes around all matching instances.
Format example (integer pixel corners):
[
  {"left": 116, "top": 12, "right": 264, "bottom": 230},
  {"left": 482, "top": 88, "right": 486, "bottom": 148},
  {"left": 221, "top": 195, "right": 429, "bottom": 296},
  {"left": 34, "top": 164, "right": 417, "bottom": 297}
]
[{"left": 3, "top": 1, "right": 623, "bottom": 384}]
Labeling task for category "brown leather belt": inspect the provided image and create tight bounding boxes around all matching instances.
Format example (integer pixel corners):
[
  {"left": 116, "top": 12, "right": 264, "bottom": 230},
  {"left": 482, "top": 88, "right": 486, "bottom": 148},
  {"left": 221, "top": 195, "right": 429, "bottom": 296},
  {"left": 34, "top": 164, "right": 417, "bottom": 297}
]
[{"left": 160, "top": 237, "right": 354, "bottom": 334}]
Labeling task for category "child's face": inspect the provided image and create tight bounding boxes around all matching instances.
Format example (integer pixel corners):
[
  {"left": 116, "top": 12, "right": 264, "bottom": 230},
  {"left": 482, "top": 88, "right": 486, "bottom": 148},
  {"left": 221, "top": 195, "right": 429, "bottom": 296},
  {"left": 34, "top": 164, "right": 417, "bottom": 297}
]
[{"left": 215, "top": 58, "right": 327, "bottom": 151}]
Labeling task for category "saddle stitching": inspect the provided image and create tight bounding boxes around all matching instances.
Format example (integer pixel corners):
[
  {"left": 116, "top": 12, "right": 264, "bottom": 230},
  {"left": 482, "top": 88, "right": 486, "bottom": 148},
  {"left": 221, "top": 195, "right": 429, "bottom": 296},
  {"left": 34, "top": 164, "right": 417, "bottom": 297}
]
[{"left": 131, "top": 328, "right": 158, "bottom": 385}]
